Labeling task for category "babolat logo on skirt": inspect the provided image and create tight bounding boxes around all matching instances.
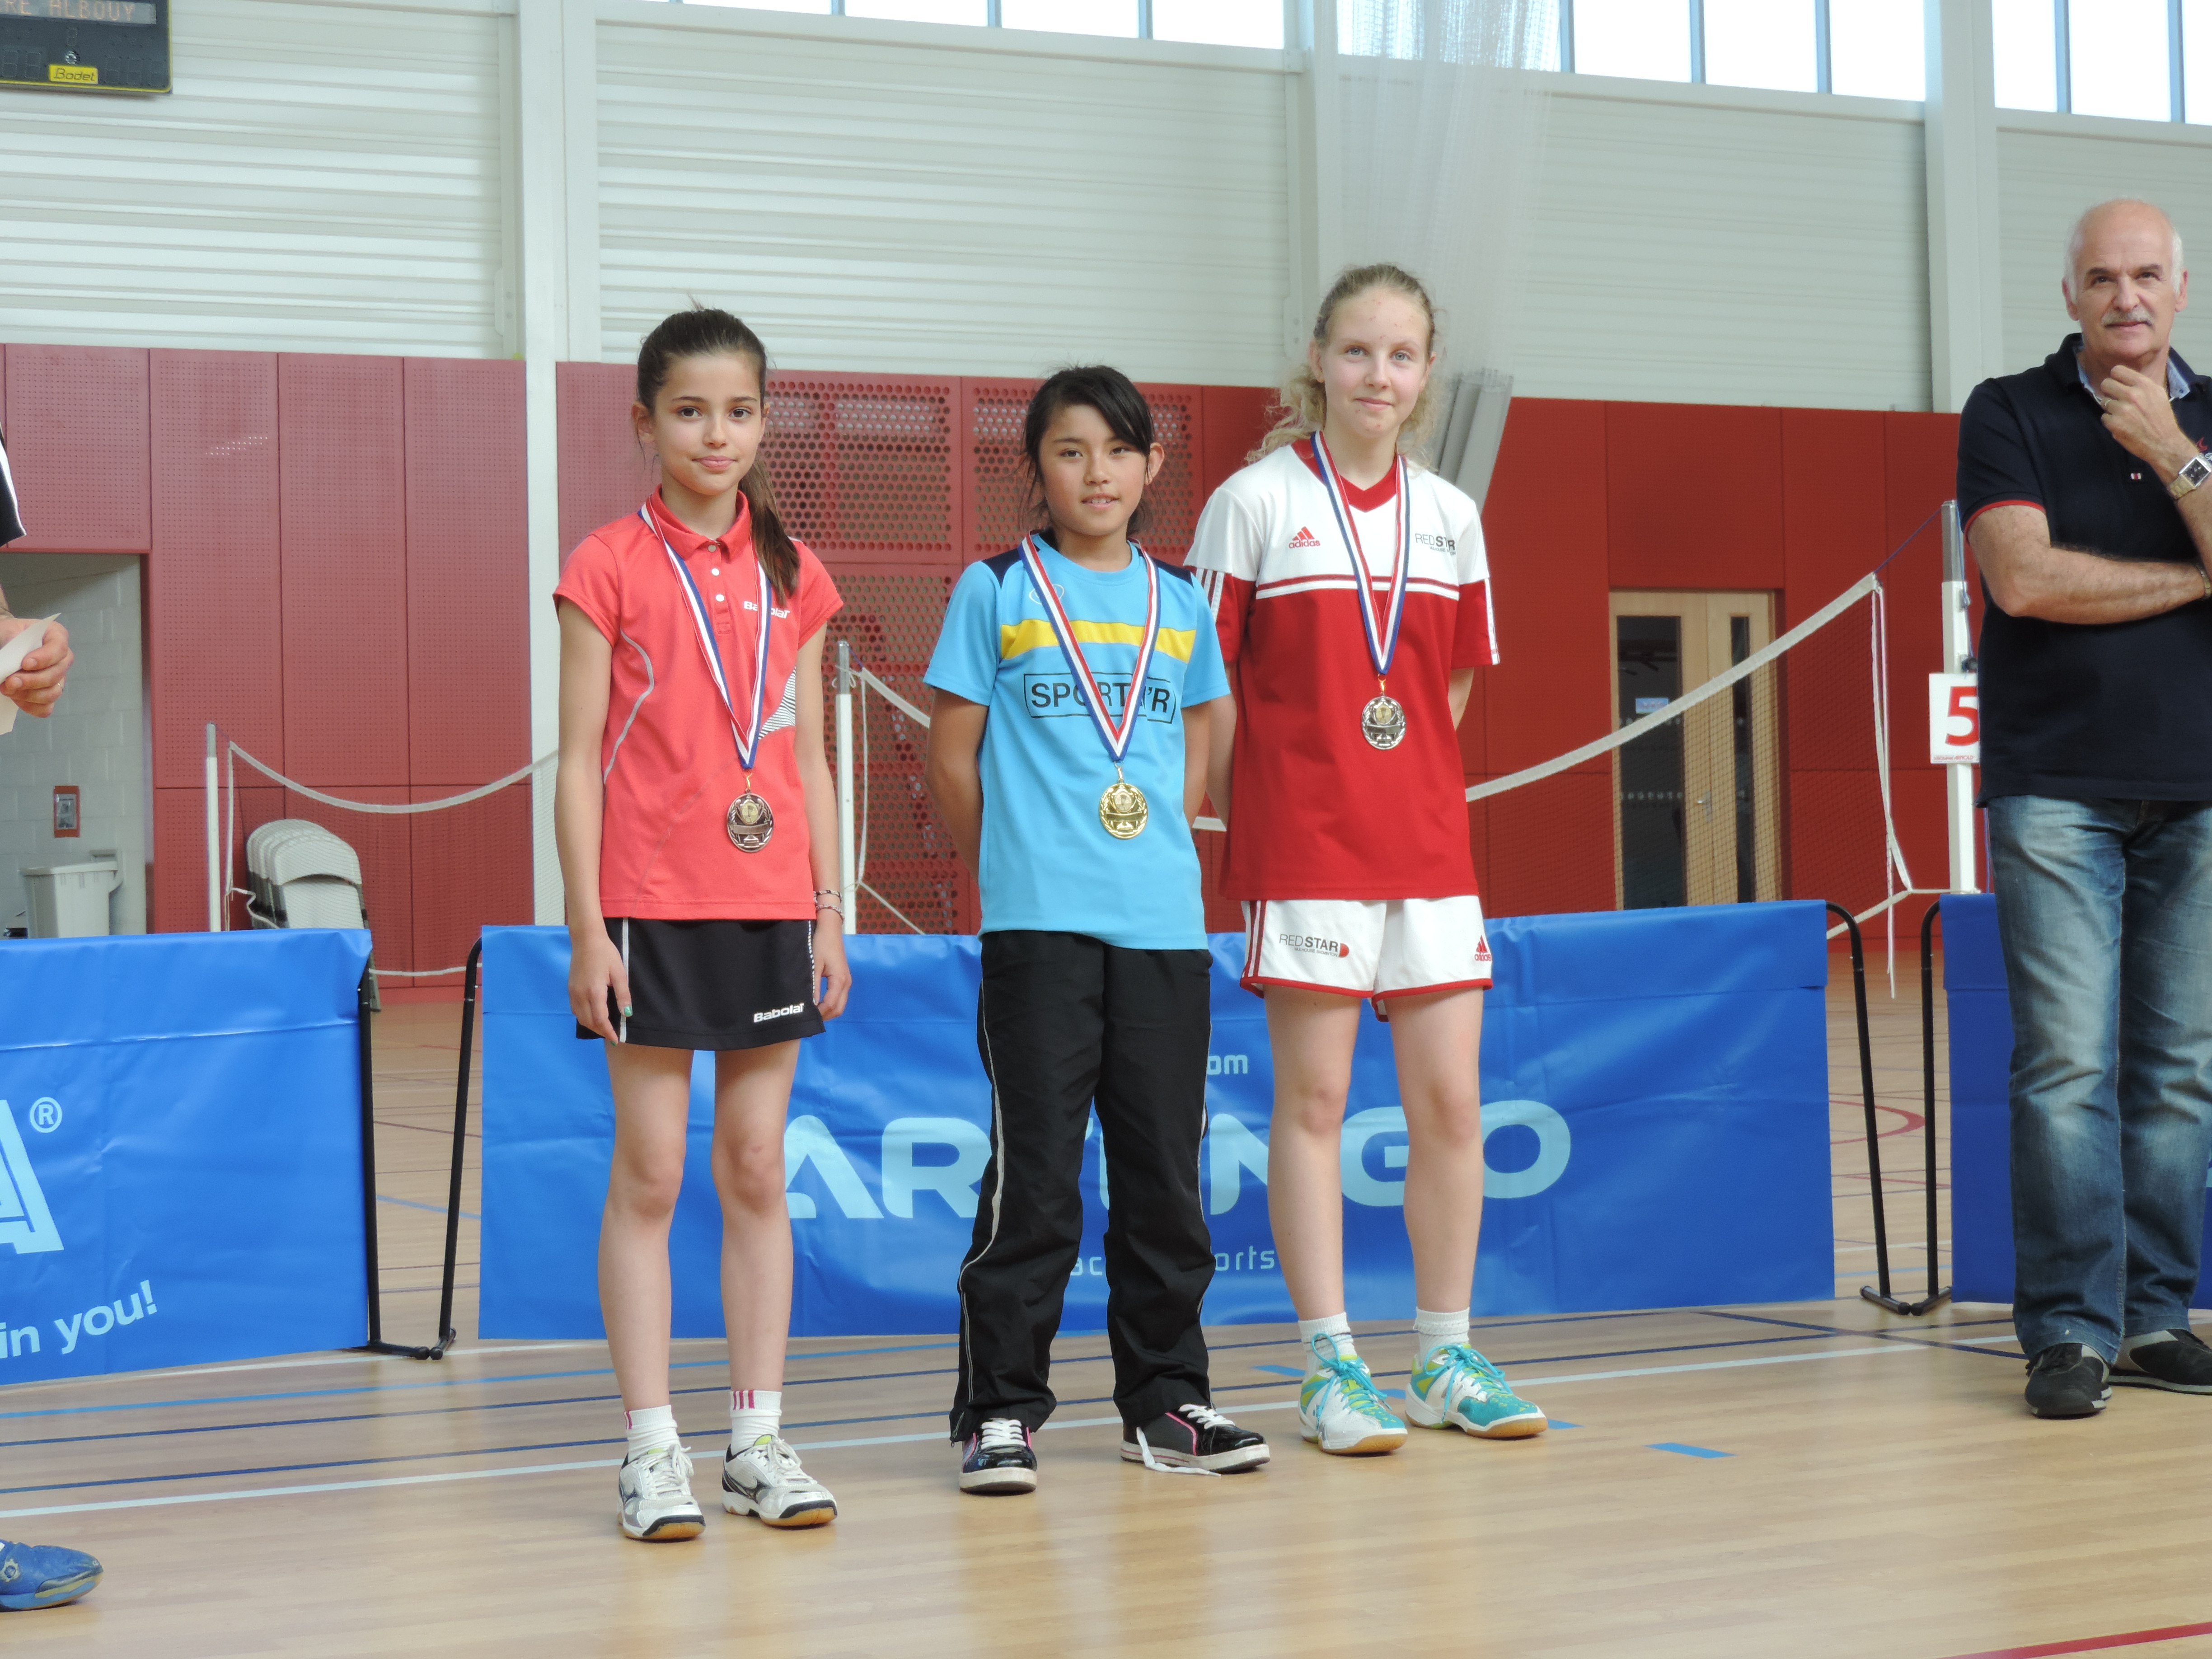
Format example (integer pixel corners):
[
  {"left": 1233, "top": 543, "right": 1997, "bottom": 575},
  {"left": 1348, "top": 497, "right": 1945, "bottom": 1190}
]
[
  {"left": 754, "top": 1004, "right": 806, "bottom": 1024},
  {"left": 0, "top": 1101, "right": 63, "bottom": 1255},
  {"left": 1281, "top": 933, "right": 1351, "bottom": 959}
]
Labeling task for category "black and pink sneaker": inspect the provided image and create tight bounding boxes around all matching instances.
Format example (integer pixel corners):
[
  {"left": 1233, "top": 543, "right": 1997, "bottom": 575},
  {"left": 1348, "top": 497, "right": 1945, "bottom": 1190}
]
[
  {"left": 1121, "top": 1404, "right": 1270, "bottom": 1473},
  {"left": 959, "top": 1418, "right": 1037, "bottom": 1494}
]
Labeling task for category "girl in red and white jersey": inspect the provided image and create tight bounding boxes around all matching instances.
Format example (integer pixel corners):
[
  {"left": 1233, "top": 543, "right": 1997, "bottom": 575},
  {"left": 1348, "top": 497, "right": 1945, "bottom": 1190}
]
[
  {"left": 1186, "top": 263, "right": 1545, "bottom": 1457},
  {"left": 554, "top": 306, "right": 851, "bottom": 1542}
]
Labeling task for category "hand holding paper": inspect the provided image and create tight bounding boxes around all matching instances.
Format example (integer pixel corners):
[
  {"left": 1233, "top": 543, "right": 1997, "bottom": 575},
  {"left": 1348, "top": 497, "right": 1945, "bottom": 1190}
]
[{"left": 0, "top": 614, "right": 65, "bottom": 733}]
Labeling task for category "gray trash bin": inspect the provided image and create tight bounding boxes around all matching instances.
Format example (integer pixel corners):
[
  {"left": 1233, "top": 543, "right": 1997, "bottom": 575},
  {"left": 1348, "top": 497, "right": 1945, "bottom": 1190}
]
[{"left": 23, "top": 858, "right": 121, "bottom": 937}]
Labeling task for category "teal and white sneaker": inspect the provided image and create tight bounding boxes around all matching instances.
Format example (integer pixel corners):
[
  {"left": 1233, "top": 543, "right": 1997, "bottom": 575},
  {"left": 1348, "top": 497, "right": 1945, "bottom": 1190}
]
[
  {"left": 1298, "top": 1333, "right": 1407, "bottom": 1456},
  {"left": 1406, "top": 1343, "right": 1548, "bottom": 1439}
]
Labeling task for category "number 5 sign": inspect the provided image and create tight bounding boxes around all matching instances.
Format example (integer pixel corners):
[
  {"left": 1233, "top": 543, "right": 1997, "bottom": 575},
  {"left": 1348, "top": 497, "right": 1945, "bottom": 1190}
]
[{"left": 1930, "top": 673, "right": 1978, "bottom": 764}]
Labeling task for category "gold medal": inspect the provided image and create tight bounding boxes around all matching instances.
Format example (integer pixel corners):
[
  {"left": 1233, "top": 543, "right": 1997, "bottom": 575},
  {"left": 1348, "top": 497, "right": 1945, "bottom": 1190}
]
[
  {"left": 1099, "top": 770, "right": 1148, "bottom": 839},
  {"left": 726, "top": 790, "right": 774, "bottom": 853},
  {"left": 1362, "top": 693, "right": 1406, "bottom": 750}
]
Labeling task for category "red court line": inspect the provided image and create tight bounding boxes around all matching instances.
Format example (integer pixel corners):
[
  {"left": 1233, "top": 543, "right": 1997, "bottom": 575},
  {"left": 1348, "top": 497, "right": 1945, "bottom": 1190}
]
[{"left": 1941, "top": 1620, "right": 2212, "bottom": 1658}]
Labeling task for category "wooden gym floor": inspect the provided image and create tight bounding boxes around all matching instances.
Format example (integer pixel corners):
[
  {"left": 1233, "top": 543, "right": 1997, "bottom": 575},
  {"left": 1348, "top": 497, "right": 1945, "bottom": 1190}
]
[{"left": 7, "top": 951, "right": 2212, "bottom": 1659}]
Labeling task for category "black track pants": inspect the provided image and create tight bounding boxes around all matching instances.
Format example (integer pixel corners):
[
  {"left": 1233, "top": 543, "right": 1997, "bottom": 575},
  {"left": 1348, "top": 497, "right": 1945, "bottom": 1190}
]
[{"left": 949, "top": 930, "right": 1217, "bottom": 1439}]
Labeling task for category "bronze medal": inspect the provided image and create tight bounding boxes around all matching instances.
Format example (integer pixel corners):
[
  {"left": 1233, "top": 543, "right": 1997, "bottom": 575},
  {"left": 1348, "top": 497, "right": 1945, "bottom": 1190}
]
[
  {"left": 1099, "top": 774, "right": 1149, "bottom": 840},
  {"left": 726, "top": 790, "right": 774, "bottom": 853},
  {"left": 1362, "top": 694, "right": 1407, "bottom": 750}
]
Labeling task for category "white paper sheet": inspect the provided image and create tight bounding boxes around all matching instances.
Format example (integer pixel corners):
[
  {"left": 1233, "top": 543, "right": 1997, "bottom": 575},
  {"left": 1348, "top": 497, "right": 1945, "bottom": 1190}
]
[{"left": 0, "top": 615, "right": 61, "bottom": 736}]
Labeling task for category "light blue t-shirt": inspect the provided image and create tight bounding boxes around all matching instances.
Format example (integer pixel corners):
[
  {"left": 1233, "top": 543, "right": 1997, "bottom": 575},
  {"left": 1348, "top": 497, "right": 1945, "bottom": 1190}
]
[{"left": 923, "top": 541, "right": 1231, "bottom": 949}]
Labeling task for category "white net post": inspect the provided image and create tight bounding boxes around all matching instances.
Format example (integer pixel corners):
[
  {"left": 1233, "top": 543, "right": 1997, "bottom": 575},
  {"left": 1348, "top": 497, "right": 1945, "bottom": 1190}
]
[
  {"left": 835, "top": 639, "right": 858, "bottom": 937},
  {"left": 204, "top": 722, "right": 222, "bottom": 933},
  {"left": 1940, "top": 501, "right": 1979, "bottom": 893}
]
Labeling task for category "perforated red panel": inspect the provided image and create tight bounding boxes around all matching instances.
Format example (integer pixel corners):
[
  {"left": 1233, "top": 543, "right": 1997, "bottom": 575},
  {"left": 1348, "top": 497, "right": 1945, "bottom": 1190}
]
[
  {"left": 410, "top": 783, "right": 531, "bottom": 971},
  {"left": 147, "top": 351, "right": 284, "bottom": 789},
  {"left": 557, "top": 361, "right": 648, "bottom": 566},
  {"left": 281, "top": 786, "right": 414, "bottom": 969},
  {"left": 406, "top": 358, "right": 530, "bottom": 785},
  {"left": 1, "top": 346, "right": 150, "bottom": 552},
  {"left": 1132, "top": 383, "right": 1203, "bottom": 562},
  {"left": 960, "top": 377, "right": 1040, "bottom": 562},
  {"left": 279, "top": 355, "right": 409, "bottom": 787},
  {"left": 765, "top": 374, "right": 958, "bottom": 561},
  {"left": 149, "top": 784, "right": 281, "bottom": 934},
  {"left": 821, "top": 572, "right": 973, "bottom": 935}
]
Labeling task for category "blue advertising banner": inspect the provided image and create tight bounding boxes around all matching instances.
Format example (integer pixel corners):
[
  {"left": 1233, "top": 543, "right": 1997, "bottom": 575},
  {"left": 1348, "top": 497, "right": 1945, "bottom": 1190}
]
[
  {"left": 0, "top": 929, "right": 373, "bottom": 1382},
  {"left": 481, "top": 901, "right": 1833, "bottom": 1338},
  {"left": 1945, "top": 893, "right": 2212, "bottom": 1308}
]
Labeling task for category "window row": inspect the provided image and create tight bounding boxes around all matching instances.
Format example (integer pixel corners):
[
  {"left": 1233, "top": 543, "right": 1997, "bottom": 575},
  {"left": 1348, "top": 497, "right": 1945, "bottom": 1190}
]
[{"left": 647, "top": 0, "right": 2212, "bottom": 127}]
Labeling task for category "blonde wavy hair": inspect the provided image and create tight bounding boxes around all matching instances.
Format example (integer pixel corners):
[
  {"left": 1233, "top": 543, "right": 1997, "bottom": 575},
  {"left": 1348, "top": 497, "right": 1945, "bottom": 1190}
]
[{"left": 1255, "top": 262, "right": 1440, "bottom": 463}]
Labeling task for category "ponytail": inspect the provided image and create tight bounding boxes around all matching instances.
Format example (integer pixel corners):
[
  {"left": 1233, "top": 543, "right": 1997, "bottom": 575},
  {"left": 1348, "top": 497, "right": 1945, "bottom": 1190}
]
[{"left": 635, "top": 306, "right": 802, "bottom": 599}]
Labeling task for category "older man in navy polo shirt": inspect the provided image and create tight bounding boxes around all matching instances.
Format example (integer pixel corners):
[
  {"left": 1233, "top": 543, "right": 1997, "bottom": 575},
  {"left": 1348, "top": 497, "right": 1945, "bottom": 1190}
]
[{"left": 1959, "top": 197, "right": 2212, "bottom": 1421}]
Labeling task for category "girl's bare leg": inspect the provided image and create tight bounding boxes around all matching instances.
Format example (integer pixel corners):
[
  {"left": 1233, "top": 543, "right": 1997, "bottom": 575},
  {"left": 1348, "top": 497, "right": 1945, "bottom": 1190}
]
[
  {"left": 1263, "top": 988, "right": 1365, "bottom": 1319},
  {"left": 599, "top": 1042, "right": 697, "bottom": 1411},
  {"left": 1387, "top": 988, "right": 1485, "bottom": 1310},
  {"left": 712, "top": 1040, "right": 802, "bottom": 1389}
]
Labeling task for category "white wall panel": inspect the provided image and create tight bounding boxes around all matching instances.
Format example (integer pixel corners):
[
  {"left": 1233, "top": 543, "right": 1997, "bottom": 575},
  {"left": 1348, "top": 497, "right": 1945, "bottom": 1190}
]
[
  {"left": 0, "top": 0, "right": 510, "bottom": 357},
  {"left": 1510, "top": 78, "right": 1931, "bottom": 411},
  {"left": 593, "top": 9, "right": 1290, "bottom": 383},
  {"left": 1996, "top": 114, "right": 2212, "bottom": 380}
]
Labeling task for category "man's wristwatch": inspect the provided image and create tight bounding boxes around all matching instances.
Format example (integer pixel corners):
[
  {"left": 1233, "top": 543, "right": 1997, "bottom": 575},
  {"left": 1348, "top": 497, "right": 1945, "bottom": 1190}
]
[{"left": 2169, "top": 452, "right": 2212, "bottom": 498}]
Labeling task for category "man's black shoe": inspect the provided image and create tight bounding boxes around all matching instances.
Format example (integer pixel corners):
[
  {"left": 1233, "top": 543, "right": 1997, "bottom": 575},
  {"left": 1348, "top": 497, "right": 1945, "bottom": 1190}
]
[
  {"left": 2111, "top": 1327, "right": 2212, "bottom": 1393},
  {"left": 2025, "top": 1343, "right": 2110, "bottom": 1418},
  {"left": 1120, "top": 1403, "right": 1271, "bottom": 1473}
]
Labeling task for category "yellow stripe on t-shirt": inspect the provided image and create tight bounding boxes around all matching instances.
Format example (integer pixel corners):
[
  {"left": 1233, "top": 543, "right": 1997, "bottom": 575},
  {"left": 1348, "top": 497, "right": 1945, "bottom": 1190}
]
[{"left": 1000, "top": 619, "right": 1197, "bottom": 661}]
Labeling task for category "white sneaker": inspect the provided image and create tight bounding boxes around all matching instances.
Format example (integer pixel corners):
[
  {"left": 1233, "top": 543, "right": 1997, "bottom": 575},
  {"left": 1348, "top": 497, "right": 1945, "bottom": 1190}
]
[
  {"left": 1297, "top": 1334, "right": 1407, "bottom": 1456},
  {"left": 618, "top": 1443, "right": 704, "bottom": 1542},
  {"left": 721, "top": 1434, "right": 838, "bottom": 1528}
]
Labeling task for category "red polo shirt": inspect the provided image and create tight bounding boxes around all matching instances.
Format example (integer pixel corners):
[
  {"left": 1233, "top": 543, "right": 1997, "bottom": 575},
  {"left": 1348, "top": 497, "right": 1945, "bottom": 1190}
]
[{"left": 554, "top": 492, "right": 842, "bottom": 920}]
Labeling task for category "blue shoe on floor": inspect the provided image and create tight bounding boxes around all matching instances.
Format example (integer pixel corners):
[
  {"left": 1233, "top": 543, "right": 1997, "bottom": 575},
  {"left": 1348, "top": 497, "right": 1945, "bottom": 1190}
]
[{"left": 0, "top": 1540, "right": 103, "bottom": 1610}]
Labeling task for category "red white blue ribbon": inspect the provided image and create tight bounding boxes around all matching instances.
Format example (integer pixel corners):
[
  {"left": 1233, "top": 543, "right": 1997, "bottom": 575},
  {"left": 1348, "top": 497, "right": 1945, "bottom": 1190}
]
[
  {"left": 1016, "top": 534, "right": 1161, "bottom": 768},
  {"left": 1311, "top": 431, "right": 1411, "bottom": 682},
  {"left": 642, "top": 502, "right": 773, "bottom": 773}
]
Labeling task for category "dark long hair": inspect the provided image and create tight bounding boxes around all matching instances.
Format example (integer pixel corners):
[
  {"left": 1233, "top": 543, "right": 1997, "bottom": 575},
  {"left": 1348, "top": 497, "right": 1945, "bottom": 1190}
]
[
  {"left": 636, "top": 306, "right": 801, "bottom": 598},
  {"left": 1021, "top": 366, "right": 1157, "bottom": 540}
]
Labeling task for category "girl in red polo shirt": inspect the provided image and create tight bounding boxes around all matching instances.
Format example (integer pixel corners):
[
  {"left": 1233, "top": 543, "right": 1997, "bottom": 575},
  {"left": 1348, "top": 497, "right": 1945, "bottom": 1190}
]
[{"left": 553, "top": 306, "right": 850, "bottom": 1543}]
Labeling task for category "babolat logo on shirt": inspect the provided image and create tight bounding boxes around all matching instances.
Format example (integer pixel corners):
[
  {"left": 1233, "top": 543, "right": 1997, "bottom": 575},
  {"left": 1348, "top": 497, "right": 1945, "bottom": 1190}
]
[
  {"left": 1022, "top": 674, "right": 1176, "bottom": 723},
  {"left": 1281, "top": 933, "right": 1352, "bottom": 959}
]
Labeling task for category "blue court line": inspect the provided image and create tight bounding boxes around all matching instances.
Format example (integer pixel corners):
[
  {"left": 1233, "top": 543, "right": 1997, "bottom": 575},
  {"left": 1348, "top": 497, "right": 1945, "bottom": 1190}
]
[
  {"left": 1648, "top": 1442, "right": 1729, "bottom": 1459},
  {"left": 378, "top": 1194, "right": 481, "bottom": 1222},
  {"left": 0, "top": 1345, "right": 1941, "bottom": 1518},
  {"left": 0, "top": 1327, "right": 1887, "bottom": 1444},
  {"left": 1699, "top": 1309, "right": 2020, "bottom": 1359},
  {"left": 0, "top": 1340, "right": 962, "bottom": 1423}
]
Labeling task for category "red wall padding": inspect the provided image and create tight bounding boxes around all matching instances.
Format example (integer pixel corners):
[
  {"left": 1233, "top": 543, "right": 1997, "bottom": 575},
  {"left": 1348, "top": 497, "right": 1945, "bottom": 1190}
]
[
  {"left": 277, "top": 355, "right": 410, "bottom": 787},
  {"left": 3, "top": 345, "right": 150, "bottom": 553},
  {"left": 404, "top": 357, "right": 530, "bottom": 786},
  {"left": 148, "top": 351, "right": 285, "bottom": 789},
  {"left": 6, "top": 335, "right": 1969, "bottom": 955}
]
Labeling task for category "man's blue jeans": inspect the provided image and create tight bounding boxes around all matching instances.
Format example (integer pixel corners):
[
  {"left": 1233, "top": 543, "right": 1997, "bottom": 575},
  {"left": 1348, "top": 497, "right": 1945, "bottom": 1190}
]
[{"left": 1987, "top": 795, "right": 2212, "bottom": 1363}]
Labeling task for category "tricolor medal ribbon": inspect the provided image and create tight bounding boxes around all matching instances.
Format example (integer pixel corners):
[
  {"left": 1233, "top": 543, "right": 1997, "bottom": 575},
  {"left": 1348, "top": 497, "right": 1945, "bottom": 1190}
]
[
  {"left": 644, "top": 502, "right": 778, "bottom": 852},
  {"left": 1016, "top": 534, "right": 1162, "bottom": 840},
  {"left": 1311, "top": 432, "right": 1412, "bottom": 751}
]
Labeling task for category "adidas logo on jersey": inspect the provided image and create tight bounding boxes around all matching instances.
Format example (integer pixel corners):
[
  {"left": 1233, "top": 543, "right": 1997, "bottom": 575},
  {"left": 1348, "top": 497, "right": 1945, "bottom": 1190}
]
[{"left": 1288, "top": 526, "right": 1322, "bottom": 549}]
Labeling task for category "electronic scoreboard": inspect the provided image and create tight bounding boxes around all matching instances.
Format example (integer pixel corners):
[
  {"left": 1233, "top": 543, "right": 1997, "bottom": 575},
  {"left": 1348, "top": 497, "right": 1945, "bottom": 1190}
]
[{"left": 0, "top": 0, "right": 170, "bottom": 94}]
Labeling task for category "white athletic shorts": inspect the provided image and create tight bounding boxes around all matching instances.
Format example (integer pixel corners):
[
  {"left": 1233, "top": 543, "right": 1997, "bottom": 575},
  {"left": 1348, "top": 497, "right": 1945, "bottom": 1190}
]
[{"left": 1238, "top": 895, "right": 1493, "bottom": 1009}]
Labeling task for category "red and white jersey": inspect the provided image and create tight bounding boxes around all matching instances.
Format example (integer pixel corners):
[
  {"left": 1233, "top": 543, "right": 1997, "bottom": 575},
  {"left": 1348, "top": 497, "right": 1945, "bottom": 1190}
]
[{"left": 1186, "top": 438, "right": 1495, "bottom": 902}]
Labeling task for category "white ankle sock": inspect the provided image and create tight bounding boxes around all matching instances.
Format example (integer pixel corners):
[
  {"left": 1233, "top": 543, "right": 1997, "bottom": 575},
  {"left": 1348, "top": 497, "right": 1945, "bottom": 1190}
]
[
  {"left": 729, "top": 1387, "right": 782, "bottom": 1451},
  {"left": 1414, "top": 1307, "right": 1471, "bottom": 1372},
  {"left": 1298, "top": 1314, "right": 1355, "bottom": 1376},
  {"left": 624, "top": 1403, "right": 680, "bottom": 1463}
]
